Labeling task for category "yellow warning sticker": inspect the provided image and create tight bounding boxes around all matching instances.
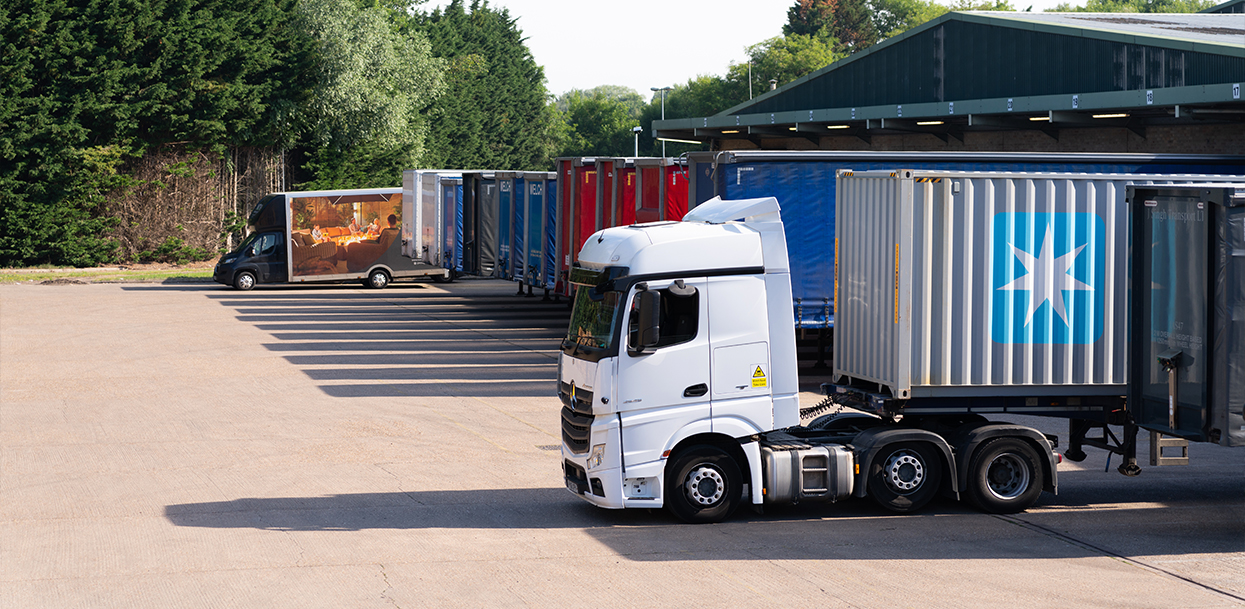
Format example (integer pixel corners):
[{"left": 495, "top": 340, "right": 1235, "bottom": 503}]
[{"left": 751, "top": 366, "right": 768, "bottom": 388}]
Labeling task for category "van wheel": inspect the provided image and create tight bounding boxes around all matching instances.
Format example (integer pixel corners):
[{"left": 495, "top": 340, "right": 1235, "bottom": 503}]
[
  {"left": 966, "top": 439, "right": 1043, "bottom": 514},
  {"left": 366, "top": 269, "right": 390, "bottom": 289},
  {"left": 432, "top": 269, "right": 455, "bottom": 283},
  {"left": 233, "top": 271, "right": 256, "bottom": 291},
  {"left": 868, "top": 442, "right": 941, "bottom": 513},
  {"left": 665, "top": 445, "right": 742, "bottom": 524}
]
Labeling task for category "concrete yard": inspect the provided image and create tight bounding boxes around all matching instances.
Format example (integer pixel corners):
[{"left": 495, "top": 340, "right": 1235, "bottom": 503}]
[{"left": 2, "top": 279, "right": 1242, "bottom": 608}]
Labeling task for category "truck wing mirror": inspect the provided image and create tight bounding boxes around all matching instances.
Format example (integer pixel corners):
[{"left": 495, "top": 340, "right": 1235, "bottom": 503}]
[{"left": 635, "top": 289, "right": 661, "bottom": 352}]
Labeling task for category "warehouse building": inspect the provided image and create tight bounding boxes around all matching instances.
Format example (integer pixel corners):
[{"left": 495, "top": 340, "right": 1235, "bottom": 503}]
[{"left": 653, "top": 10, "right": 1245, "bottom": 154}]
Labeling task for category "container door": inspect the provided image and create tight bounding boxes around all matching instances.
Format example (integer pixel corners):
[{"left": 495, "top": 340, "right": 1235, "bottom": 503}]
[
  {"left": 498, "top": 179, "right": 512, "bottom": 278},
  {"left": 1131, "top": 194, "right": 1210, "bottom": 440},
  {"left": 527, "top": 181, "right": 543, "bottom": 285},
  {"left": 513, "top": 178, "right": 525, "bottom": 282},
  {"left": 545, "top": 179, "right": 557, "bottom": 289},
  {"left": 478, "top": 180, "right": 498, "bottom": 276},
  {"left": 665, "top": 166, "right": 688, "bottom": 221},
  {"left": 637, "top": 167, "right": 660, "bottom": 223},
  {"left": 575, "top": 169, "right": 597, "bottom": 258}
]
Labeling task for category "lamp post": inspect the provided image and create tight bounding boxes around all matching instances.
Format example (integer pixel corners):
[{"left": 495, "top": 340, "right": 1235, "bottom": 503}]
[
  {"left": 650, "top": 86, "right": 672, "bottom": 157},
  {"left": 632, "top": 126, "right": 642, "bottom": 157}
]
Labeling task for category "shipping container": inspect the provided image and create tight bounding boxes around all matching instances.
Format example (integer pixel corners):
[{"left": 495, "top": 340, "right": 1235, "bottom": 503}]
[
  {"left": 520, "top": 172, "right": 556, "bottom": 293},
  {"left": 690, "top": 151, "right": 1245, "bottom": 329},
  {"left": 461, "top": 171, "right": 500, "bottom": 277},
  {"left": 441, "top": 176, "right": 464, "bottom": 274},
  {"left": 402, "top": 170, "right": 462, "bottom": 268},
  {"left": 834, "top": 170, "right": 1233, "bottom": 401},
  {"left": 554, "top": 158, "right": 601, "bottom": 296},
  {"left": 1128, "top": 183, "right": 1245, "bottom": 448}
]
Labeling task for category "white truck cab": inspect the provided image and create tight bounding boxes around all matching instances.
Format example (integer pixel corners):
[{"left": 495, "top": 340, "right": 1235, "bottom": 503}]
[{"left": 558, "top": 197, "right": 805, "bottom": 521}]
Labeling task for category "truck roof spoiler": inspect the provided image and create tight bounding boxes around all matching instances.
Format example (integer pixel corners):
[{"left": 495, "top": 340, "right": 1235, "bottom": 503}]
[{"left": 683, "top": 196, "right": 781, "bottom": 225}]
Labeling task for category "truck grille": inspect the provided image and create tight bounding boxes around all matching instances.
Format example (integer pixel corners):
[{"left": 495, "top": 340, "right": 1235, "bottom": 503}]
[
  {"left": 558, "top": 381, "right": 595, "bottom": 454},
  {"left": 561, "top": 405, "right": 594, "bottom": 454}
]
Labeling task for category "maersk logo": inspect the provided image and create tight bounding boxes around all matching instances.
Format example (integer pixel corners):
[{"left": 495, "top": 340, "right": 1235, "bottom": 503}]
[{"left": 992, "top": 212, "right": 1104, "bottom": 344}]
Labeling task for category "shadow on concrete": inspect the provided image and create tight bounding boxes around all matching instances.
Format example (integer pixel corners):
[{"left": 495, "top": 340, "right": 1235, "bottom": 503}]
[
  {"left": 189, "top": 281, "right": 572, "bottom": 398},
  {"left": 162, "top": 488, "right": 1244, "bottom": 560}
]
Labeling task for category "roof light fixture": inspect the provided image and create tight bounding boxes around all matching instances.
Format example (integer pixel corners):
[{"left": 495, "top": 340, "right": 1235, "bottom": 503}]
[
  {"left": 916, "top": 120, "right": 944, "bottom": 126},
  {"left": 826, "top": 125, "right": 851, "bottom": 130},
  {"left": 1029, "top": 116, "right": 1051, "bottom": 122},
  {"left": 1092, "top": 113, "right": 1129, "bottom": 119}
]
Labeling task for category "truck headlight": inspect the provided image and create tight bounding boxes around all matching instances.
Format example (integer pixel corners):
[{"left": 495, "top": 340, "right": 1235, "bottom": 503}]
[
  {"left": 587, "top": 444, "right": 606, "bottom": 470},
  {"left": 222, "top": 256, "right": 237, "bottom": 265}
]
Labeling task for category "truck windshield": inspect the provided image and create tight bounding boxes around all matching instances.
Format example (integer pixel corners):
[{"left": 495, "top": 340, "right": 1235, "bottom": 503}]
[
  {"left": 230, "top": 233, "right": 259, "bottom": 256},
  {"left": 564, "top": 287, "right": 622, "bottom": 355},
  {"left": 563, "top": 267, "right": 630, "bottom": 359}
]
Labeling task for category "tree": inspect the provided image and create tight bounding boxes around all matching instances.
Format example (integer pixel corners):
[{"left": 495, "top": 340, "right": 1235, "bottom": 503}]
[
  {"left": 729, "top": 31, "right": 845, "bottom": 95},
  {"left": 1049, "top": 0, "right": 1215, "bottom": 11},
  {"left": 870, "top": 0, "right": 950, "bottom": 40},
  {"left": 293, "top": 0, "right": 444, "bottom": 188},
  {"left": 0, "top": 0, "right": 311, "bottom": 266},
  {"left": 556, "top": 90, "right": 640, "bottom": 157},
  {"left": 785, "top": 0, "right": 879, "bottom": 52},
  {"left": 416, "top": 0, "right": 560, "bottom": 170}
]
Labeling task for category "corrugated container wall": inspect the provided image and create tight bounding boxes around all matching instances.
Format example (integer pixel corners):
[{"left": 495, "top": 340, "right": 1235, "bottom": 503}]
[{"left": 835, "top": 170, "right": 1228, "bottom": 400}]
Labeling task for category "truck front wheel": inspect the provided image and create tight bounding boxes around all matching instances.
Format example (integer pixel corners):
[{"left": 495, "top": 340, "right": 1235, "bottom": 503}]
[
  {"left": 233, "top": 271, "right": 256, "bottom": 291},
  {"left": 965, "top": 439, "right": 1043, "bottom": 514},
  {"left": 665, "top": 445, "right": 742, "bottom": 524},
  {"left": 868, "top": 442, "right": 942, "bottom": 513}
]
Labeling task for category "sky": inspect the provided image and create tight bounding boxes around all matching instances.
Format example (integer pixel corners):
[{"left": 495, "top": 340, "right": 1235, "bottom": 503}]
[{"left": 423, "top": 0, "right": 1074, "bottom": 100}]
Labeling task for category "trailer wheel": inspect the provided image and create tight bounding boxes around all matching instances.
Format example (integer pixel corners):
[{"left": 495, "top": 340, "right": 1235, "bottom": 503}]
[
  {"left": 365, "top": 269, "right": 390, "bottom": 289},
  {"left": 233, "top": 271, "right": 256, "bottom": 291},
  {"left": 868, "top": 442, "right": 942, "bottom": 513},
  {"left": 432, "top": 270, "right": 455, "bottom": 284},
  {"left": 966, "top": 439, "right": 1043, "bottom": 514},
  {"left": 665, "top": 445, "right": 742, "bottom": 524}
]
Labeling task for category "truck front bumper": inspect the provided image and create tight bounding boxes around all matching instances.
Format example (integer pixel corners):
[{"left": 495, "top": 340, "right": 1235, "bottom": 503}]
[{"left": 562, "top": 454, "right": 625, "bottom": 509}]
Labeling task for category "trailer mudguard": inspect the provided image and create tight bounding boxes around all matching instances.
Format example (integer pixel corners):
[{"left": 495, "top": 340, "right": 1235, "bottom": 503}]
[
  {"left": 945, "top": 423, "right": 1058, "bottom": 494},
  {"left": 850, "top": 427, "right": 957, "bottom": 499}
]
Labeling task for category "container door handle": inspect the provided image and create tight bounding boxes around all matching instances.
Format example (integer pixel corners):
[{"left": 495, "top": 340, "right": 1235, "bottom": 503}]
[{"left": 683, "top": 383, "right": 708, "bottom": 398}]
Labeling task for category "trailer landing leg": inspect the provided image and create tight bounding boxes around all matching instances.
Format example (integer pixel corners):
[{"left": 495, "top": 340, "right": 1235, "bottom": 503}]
[{"left": 1066, "top": 419, "right": 1141, "bottom": 476}]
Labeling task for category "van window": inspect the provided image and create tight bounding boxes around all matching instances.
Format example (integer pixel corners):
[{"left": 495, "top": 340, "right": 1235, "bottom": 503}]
[{"left": 256, "top": 233, "right": 280, "bottom": 255}]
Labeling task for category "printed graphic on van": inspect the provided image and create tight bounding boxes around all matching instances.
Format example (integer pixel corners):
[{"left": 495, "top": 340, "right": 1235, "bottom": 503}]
[{"left": 992, "top": 212, "right": 1104, "bottom": 344}]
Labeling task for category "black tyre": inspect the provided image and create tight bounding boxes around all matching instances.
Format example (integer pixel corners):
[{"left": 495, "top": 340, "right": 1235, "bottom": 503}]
[
  {"left": 432, "top": 269, "right": 455, "bottom": 283},
  {"left": 665, "top": 445, "right": 742, "bottom": 524},
  {"left": 366, "top": 269, "right": 390, "bottom": 289},
  {"left": 868, "top": 442, "right": 942, "bottom": 513},
  {"left": 965, "top": 438, "right": 1043, "bottom": 514},
  {"left": 233, "top": 271, "right": 256, "bottom": 291},
  {"left": 807, "top": 412, "right": 882, "bottom": 432}
]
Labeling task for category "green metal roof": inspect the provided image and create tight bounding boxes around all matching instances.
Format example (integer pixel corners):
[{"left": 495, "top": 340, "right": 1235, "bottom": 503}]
[{"left": 653, "top": 11, "right": 1245, "bottom": 143}]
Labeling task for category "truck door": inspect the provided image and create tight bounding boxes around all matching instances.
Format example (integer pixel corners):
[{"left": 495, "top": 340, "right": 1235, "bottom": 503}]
[
  {"left": 616, "top": 278, "right": 710, "bottom": 467},
  {"left": 706, "top": 275, "right": 774, "bottom": 432},
  {"left": 1131, "top": 194, "right": 1208, "bottom": 440},
  {"left": 253, "top": 232, "right": 288, "bottom": 284}
]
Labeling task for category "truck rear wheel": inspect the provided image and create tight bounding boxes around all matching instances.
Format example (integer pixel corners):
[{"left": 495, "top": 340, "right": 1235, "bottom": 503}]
[
  {"left": 868, "top": 442, "right": 941, "bottom": 513},
  {"left": 365, "top": 269, "right": 390, "bottom": 289},
  {"left": 233, "top": 271, "right": 256, "bottom": 291},
  {"left": 966, "top": 438, "right": 1043, "bottom": 514},
  {"left": 665, "top": 445, "right": 742, "bottom": 524}
]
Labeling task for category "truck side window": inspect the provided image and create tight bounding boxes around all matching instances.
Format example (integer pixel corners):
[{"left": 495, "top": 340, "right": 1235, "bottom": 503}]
[
  {"left": 628, "top": 282, "right": 699, "bottom": 352},
  {"left": 257, "top": 233, "right": 279, "bottom": 255}
]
